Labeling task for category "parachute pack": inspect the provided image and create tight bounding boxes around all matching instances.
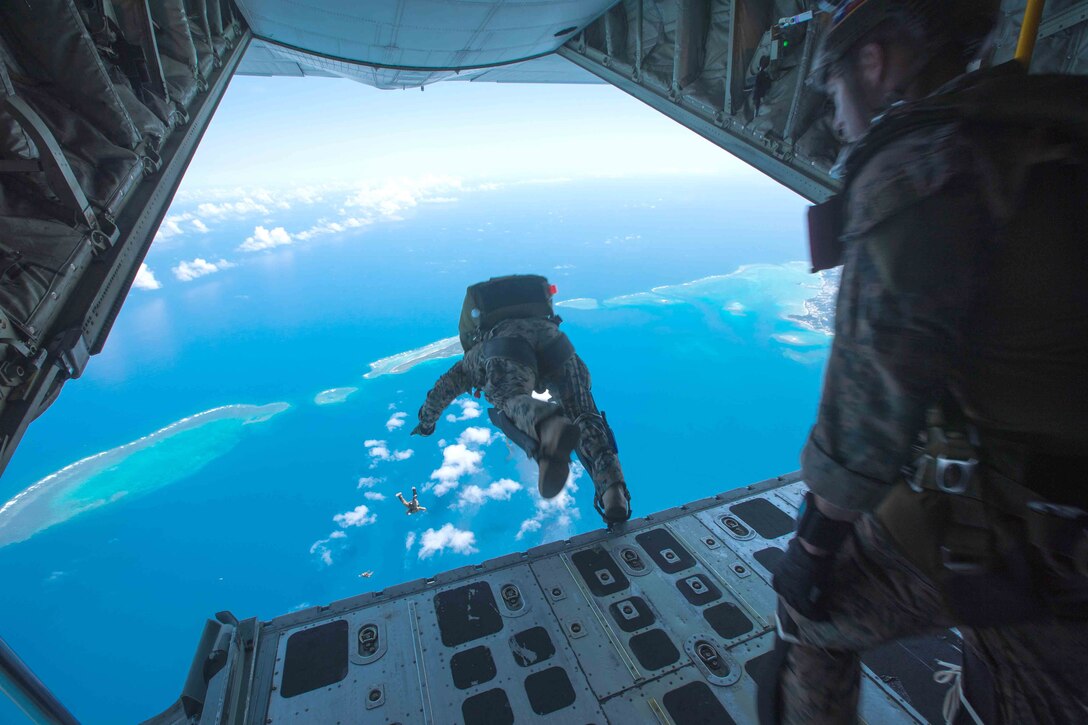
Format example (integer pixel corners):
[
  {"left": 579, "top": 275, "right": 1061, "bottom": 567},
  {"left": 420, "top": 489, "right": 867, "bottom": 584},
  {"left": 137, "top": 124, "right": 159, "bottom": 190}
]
[{"left": 458, "top": 274, "right": 556, "bottom": 351}]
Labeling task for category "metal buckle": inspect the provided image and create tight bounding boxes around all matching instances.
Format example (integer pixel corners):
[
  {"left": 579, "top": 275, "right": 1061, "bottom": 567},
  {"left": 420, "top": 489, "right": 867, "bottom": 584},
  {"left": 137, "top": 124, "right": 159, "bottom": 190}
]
[
  {"left": 909, "top": 453, "right": 931, "bottom": 493},
  {"left": 774, "top": 610, "right": 804, "bottom": 646},
  {"left": 934, "top": 456, "right": 977, "bottom": 494}
]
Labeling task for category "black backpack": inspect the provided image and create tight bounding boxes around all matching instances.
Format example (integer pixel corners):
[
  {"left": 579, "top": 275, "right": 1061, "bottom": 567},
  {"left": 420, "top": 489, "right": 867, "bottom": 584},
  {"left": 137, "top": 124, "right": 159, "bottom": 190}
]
[{"left": 458, "top": 274, "right": 556, "bottom": 351}]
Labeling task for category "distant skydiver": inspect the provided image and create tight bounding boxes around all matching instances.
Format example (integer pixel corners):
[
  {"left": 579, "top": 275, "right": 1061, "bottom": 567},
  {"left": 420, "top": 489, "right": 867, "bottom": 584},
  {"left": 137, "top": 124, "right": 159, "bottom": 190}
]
[
  {"left": 411, "top": 275, "right": 631, "bottom": 525},
  {"left": 396, "top": 487, "right": 426, "bottom": 515}
]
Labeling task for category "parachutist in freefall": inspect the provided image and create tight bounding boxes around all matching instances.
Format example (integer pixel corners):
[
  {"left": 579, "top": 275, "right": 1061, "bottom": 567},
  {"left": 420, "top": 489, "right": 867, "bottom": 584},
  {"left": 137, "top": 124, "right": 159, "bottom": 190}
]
[
  {"left": 396, "top": 487, "right": 426, "bottom": 515},
  {"left": 412, "top": 275, "right": 631, "bottom": 525}
]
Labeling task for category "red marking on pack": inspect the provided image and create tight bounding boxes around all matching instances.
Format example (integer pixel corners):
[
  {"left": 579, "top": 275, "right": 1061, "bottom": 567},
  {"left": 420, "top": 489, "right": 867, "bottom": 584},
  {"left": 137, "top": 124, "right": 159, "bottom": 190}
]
[{"left": 548, "top": 285, "right": 558, "bottom": 296}]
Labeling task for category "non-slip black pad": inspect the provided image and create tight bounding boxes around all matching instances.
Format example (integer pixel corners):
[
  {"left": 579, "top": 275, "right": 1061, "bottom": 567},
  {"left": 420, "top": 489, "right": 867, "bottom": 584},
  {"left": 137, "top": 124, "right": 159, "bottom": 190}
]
[
  {"left": 704, "top": 602, "right": 754, "bottom": 640},
  {"left": 635, "top": 528, "right": 695, "bottom": 573},
  {"left": 609, "top": 596, "right": 655, "bottom": 632},
  {"left": 524, "top": 666, "right": 576, "bottom": 715},
  {"left": 281, "top": 620, "right": 348, "bottom": 698},
  {"left": 450, "top": 645, "right": 497, "bottom": 690},
  {"left": 745, "top": 650, "right": 778, "bottom": 693},
  {"left": 571, "top": 547, "right": 629, "bottom": 597},
  {"left": 629, "top": 629, "right": 680, "bottom": 671},
  {"left": 729, "top": 498, "right": 795, "bottom": 539},
  {"left": 510, "top": 626, "right": 555, "bottom": 667},
  {"left": 676, "top": 573, "right": 722, "bottom": 606},
  {"left": 462, "top": 687, "right": 514, "bottom": 725},
  {"left": 435, "top": 582, "right": 503, "bottom": 648},
  {"left": 754, "top": 547, "right": 786, "bottom": 572},
  {"left": 662, "top": 681, "right": 736, "bottom": 725}
]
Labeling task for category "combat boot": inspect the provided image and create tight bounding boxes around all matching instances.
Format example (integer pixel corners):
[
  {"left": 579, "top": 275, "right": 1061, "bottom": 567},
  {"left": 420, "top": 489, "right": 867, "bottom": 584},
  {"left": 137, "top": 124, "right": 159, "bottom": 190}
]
[
  {"left": 536, "top": 415, "right": 580, "bottom": 499},
  {"left": 599, "top": 482, "right": 631, "bottom": 524}
]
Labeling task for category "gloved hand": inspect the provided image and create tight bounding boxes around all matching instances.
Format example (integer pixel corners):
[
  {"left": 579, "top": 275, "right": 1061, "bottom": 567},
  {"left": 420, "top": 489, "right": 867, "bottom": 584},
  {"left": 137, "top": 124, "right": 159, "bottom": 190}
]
[
  {"left": 411, "top": 421, "right": 435, "bottom": 437},
  {"left": 772, "top": 537, "right": 837, "bottom": 622}
]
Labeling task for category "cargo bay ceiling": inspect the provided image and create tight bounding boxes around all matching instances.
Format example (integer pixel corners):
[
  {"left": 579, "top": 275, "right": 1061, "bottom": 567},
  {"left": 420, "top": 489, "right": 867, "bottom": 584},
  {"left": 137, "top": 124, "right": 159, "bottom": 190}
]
[{"left": 0, "top": 0, "right": 1086, "bottom": 476}]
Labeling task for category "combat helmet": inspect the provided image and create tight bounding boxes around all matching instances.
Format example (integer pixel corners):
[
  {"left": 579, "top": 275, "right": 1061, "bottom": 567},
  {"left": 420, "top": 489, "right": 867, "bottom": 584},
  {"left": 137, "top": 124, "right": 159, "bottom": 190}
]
[{"left": 811, "top": 0, "right": 1001, "bottom": 87}]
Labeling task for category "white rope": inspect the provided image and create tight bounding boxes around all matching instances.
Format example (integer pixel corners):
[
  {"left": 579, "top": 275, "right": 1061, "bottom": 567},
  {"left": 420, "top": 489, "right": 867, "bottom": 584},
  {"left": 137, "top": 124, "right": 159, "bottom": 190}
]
[{"left": 934, "top": 659, "right": 985, "bottom": 725}]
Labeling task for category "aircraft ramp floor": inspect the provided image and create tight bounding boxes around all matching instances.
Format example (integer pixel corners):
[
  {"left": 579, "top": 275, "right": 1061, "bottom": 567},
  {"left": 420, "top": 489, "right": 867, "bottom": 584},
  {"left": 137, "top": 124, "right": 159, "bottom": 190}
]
[{"left": 153, "top": 472, "right": 960, "bottom": 724}]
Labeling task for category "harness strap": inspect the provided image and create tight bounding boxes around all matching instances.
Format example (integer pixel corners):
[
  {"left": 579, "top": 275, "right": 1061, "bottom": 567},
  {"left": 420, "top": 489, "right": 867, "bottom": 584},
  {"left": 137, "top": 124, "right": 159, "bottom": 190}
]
[
  {"left": 537, "top": 332, "right": 574, "bottom": 378},
  {"left": 487, "top": 408, "right": 539, "bottom": 460},
  {"left": 481, "top": 331, "right": 576, "bottom": 379},
  {"left": 481, "top": 336, "right": 538, "bottom": 372}
]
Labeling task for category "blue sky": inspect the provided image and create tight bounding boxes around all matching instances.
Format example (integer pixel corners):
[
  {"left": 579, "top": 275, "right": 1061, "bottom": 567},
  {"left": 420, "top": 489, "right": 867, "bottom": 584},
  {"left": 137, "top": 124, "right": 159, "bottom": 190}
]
[
  {"left": 184, "top": 74, "right": 774, "bottom": 188},
  {"left": 126, "top": 72, "right": 809, "bottom": 296}
]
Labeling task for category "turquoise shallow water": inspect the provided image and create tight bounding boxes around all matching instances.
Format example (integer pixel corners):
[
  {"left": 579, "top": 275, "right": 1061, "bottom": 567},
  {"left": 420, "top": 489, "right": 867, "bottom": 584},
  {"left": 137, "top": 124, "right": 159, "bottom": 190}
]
[{"left": 0, "top": 177, "right": 828, "bottom": 722}]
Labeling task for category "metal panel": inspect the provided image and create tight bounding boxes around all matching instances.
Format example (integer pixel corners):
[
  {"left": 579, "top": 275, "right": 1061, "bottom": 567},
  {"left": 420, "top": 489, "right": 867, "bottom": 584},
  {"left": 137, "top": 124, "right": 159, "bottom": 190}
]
[{"left": 152, "top": 473, "right": 958, "bottom": 723}]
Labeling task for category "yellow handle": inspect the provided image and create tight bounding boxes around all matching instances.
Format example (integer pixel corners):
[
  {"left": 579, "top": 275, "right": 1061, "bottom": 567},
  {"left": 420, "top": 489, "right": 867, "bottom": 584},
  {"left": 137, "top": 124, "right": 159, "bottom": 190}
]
[{"left": 1015, "top": 0, "right": 1048, "bottom": 67}]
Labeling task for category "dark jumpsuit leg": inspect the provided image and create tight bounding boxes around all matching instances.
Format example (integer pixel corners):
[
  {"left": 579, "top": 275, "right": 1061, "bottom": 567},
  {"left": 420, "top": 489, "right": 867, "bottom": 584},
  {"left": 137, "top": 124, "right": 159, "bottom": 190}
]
[
  {"left": 778, "top": 516, "right": 954, "bottom": 724},
  {"left": 551, "top": 354, "right": 625, "bottom": 502},
  {"left": 484, "top": 356, "right": 558, "bottom": 445}
]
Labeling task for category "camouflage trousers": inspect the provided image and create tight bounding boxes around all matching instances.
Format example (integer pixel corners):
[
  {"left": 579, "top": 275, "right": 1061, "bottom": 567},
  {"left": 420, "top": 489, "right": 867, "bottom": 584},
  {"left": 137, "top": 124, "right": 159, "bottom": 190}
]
[
  {"left": 779, "top": 516, "right": 1088, "bottom": 724},
  {"left": 482, "top": 321, "right": 624, "bottom": 498}
]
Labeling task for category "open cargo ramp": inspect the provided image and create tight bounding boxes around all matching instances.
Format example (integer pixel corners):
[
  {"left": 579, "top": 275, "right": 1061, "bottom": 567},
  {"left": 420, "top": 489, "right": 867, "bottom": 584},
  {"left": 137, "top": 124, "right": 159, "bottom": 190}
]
[{"left": 147, "top": 473, "right": 962, "bottom": 724}]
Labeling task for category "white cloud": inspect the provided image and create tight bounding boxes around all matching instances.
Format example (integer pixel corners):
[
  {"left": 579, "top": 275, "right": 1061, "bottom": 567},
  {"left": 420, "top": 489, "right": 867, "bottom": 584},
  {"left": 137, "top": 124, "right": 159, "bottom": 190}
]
[
  {"left": 309, "top": 537, "right": 335, "bottom": 566},
  {"left": 405, "top": 531, "right": 417, "bottom": 551},
  {"left": 457, "top": 427, "right": 493, "bottom": 447},
  {"left": 133, "top": 263, "right": 162, "bottom": 290},
  {"left": 429, "top": 443, "right": 482, "bottom": 496},
  {"left": 329, "top": 530, "right": 347, "bottom": 539},
  {"left": 238, "top": 225, "right": 292, "bottom": 253},
  {"left": 515, "top": 461, "right": 584, "bottom": 542},
  {"left": 197, "top": 198, "right": 271, "bottom": 219},
  {"left": 153, "top": 212, "right": 194, "bottom": 242},
  {"left": 357, "top": 476, "right": 381, "bottom": 489},
  {"left": 191, "top": 218, "right": 210, "bottom": 233},
  {"left": 385, "top": 412, "right": 407, "bottom": 431},
  {"left": 418, "top": 523, "right": 478, "bottom": 559},
  {"left": 333, "top": 504, "right": 377, "bottom": 528},
  {"left": 455, "top": 478, "right": 521, "bottom": 509},
  {"left": 516, "top": 519, "right": 542, "bottom": 539},
  {"left": 363, "top": 491, "right": 386, "bottom": 501},
  {"left": 446, "top": 398, "right": 482, "bottom": 422},
  {"left": 344, "top": 176, "right": 462, "bottom": 220},
  {"left": 295, "top": 216, "right": 372, "bottom": 242},
  {"left": 365, "top": 439, "right": 413, "bottom": 466},
  {"left": 172, "top": 257, "right": 234, "bottom": 282}
]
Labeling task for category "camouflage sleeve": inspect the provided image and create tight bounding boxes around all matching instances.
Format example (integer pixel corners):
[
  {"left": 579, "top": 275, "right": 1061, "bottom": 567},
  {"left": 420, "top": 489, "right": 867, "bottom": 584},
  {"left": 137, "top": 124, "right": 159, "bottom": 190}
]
[
  {"left": 419, "top": 360, "right": 472, "bottom": 428},
  {"left": 801, "top": 179, "right": 991, "bottom": 512}
]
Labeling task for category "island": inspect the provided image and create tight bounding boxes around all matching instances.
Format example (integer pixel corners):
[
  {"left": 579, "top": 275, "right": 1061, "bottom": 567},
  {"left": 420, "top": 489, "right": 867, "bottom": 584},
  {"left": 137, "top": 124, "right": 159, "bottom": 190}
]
[{"left": 364, "top": 336, "right": 463, "bottom": 379}]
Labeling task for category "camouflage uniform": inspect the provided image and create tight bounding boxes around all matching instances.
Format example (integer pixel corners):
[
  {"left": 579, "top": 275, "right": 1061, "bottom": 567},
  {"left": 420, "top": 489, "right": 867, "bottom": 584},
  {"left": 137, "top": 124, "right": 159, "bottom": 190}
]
[
  {"left": 420, "top": 317, "right": 625, "bottom": 500},
  {"left": 780, "top": 517, "right": 1088, "bottom": 723},
  {"left": 782, "top": 67, "right": 1088, "bottom": 722}
]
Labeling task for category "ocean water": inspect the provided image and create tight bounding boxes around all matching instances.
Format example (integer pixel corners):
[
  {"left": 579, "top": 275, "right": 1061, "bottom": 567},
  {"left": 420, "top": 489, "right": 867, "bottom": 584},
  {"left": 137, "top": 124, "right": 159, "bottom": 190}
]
[{"left": 0, "top": 176, "right": 830, "bottom": 722}]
